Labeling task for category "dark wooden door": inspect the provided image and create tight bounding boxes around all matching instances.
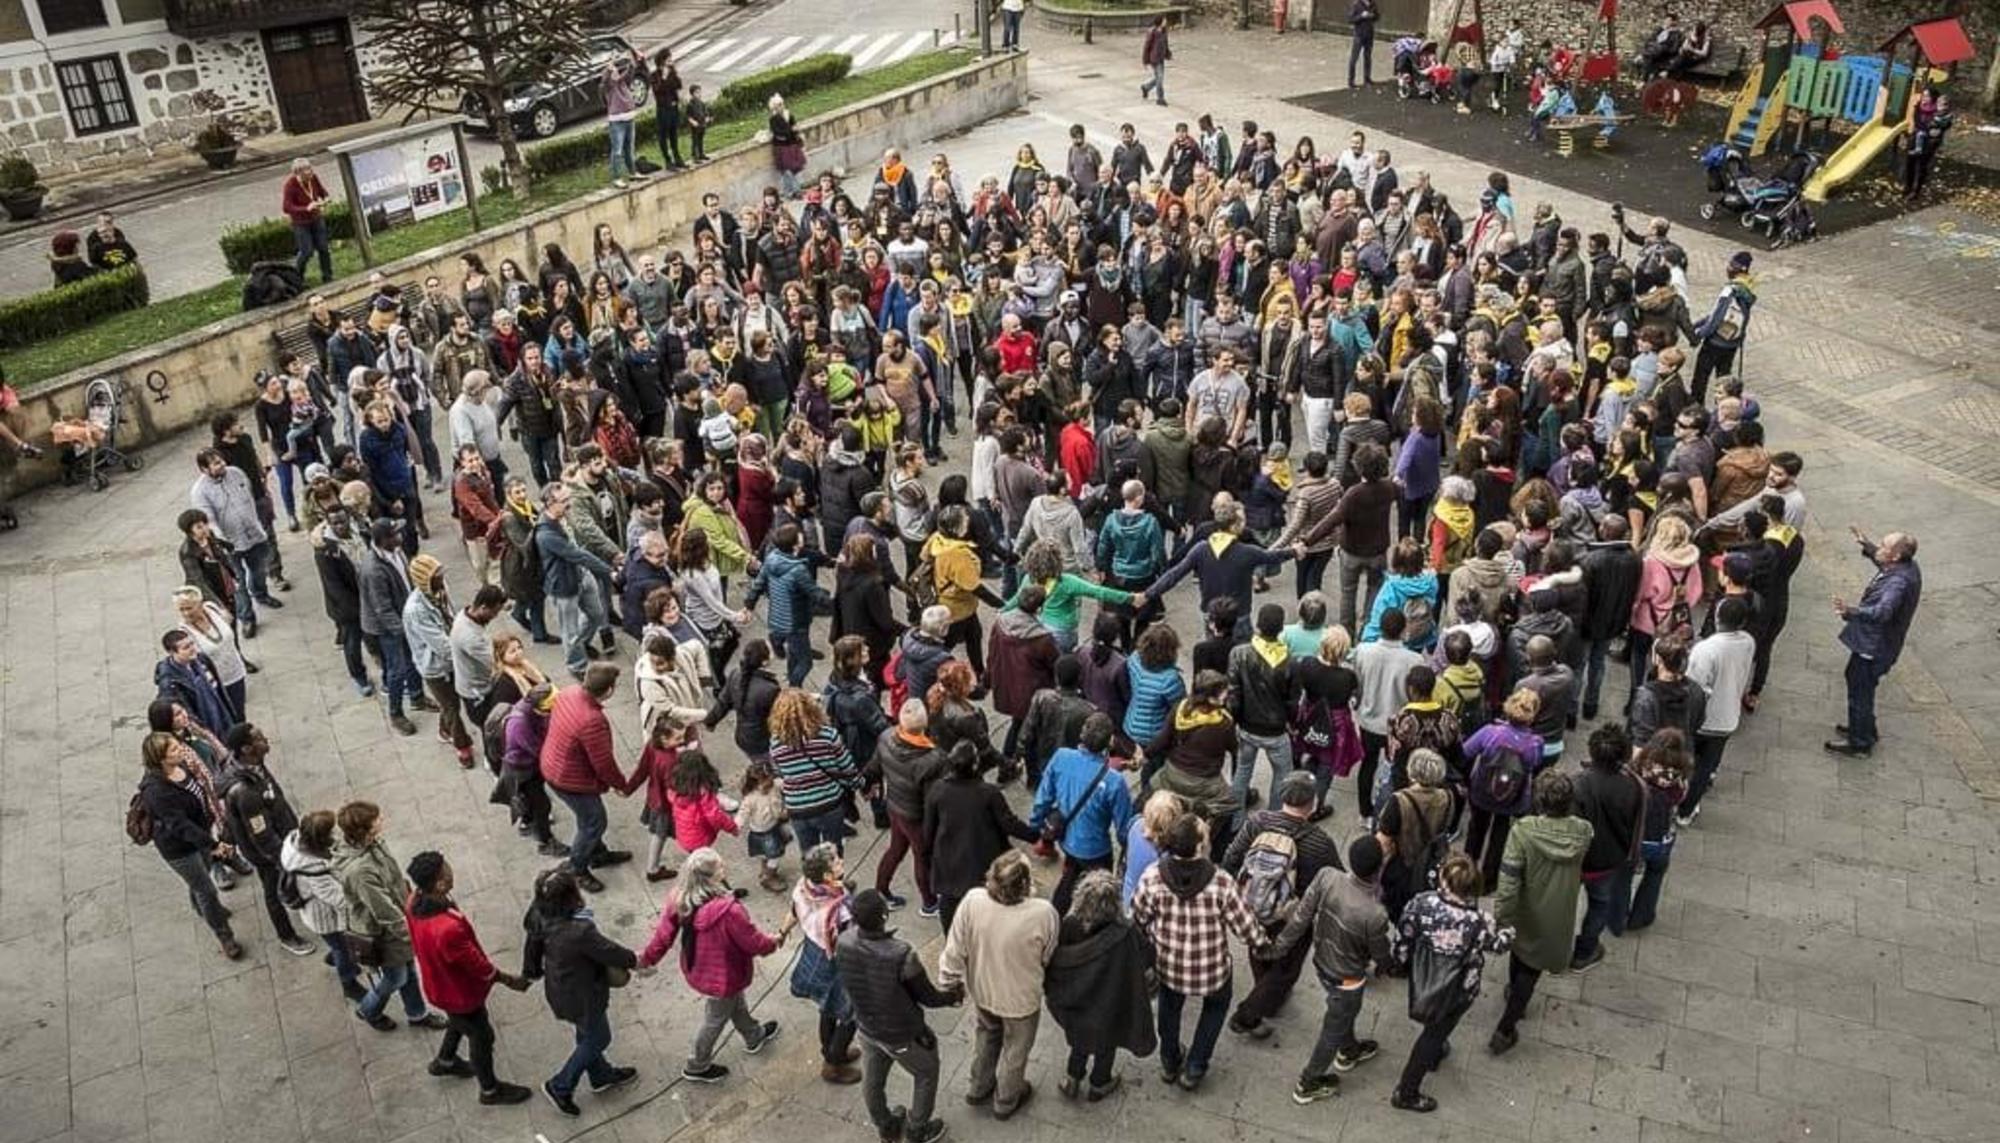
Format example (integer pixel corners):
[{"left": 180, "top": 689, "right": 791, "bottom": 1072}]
[{"left": 263, "top": 20, "right": 366, "bottom": 135}]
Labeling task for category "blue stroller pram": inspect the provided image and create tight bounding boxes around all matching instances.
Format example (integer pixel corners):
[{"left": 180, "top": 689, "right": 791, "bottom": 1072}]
[{"left": 1699, "top": 145, "right": 1821, "bottom": 249}]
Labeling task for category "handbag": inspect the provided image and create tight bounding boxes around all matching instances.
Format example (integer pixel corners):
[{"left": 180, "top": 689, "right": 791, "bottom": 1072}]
[
  {"left": 1405, "top": 937, "right": 1471, "bottom": 1023},
  {"left": 342, "top": 931, "right": 384, "bottom": 968},
  {"left": 1040, "top": 756, "right": 1112, "bottom": 844},
  {"left": 789, "top": 938, "right": 838, "bottom": 1001}
]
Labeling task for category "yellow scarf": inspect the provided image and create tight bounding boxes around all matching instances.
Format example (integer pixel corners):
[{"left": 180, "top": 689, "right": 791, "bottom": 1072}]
[
  {"left": 1268, "top": 459, "right": 1294, "bottom": 492},
  {"left": 1174, "top": 701, "right": 1229, "bottom": 731},
  {"left": 1209, "top": 531, "right": 1238, "bottom": 558},
  {"left": 1767, "top": 522, "right": 1798, "bottom": 547},
  {"left": 882, "top": 160, "right": 907, "bottom": 185},
  {"left": 1432, "top": 498, "right": 1475, "bottom": 539},
  {"left": 506, "top": 494, "right": 535, "bottom": 520},
  {"left": 1251, "top": 634, "right": 1289, "bottom": 668}
]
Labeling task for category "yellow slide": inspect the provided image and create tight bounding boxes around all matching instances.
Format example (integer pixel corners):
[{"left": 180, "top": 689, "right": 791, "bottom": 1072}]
[{"left": 1803, "top": 119, "right": 1903, "bottom": 201}]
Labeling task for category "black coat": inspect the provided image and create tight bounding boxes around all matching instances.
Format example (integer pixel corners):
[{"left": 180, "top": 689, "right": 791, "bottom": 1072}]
[
  {"left": 312, "top": 541, "right": 362, "bottom": 625},
  {"left": 819, "top": 456, "right": 878, "bottom": 550},
  {"left": 836, "top": 926, "right": 958, "bottom": 1048},
  {"left": 922, "top": 775, "right": 1036, "bottom": 899},
  {"left": 138, "top": 769, "right": 217, "bottom": 861},
  {"left": 522, "top": 911, "right": 637, "bottom": 1024},
  {"left": 181, "top": 536, "right": 239, "bottom": 611},
  {"left": 1579, "top": 541, "right": 1643, "bottom": 641},
  {"left": 833, "top": 568, "right": 901, "bottom": 658},
  {"left": 1044, "top": 917, "right": 1158, "bottom": 1058},
  {"left": 218, "top": 764, "right": 298, "bottom": 868}
]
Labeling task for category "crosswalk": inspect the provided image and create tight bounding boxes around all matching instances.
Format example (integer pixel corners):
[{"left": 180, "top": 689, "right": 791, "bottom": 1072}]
[{"left": 668, "top": 28, "right": 956, "bottom": 81}]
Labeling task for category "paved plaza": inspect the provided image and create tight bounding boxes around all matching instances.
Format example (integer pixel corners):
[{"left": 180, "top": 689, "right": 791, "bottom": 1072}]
[{"left": 5, "top": 27, "right": 2000, "bottom": 1143}]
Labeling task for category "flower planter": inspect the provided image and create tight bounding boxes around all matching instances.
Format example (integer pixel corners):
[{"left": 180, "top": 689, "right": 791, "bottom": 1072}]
[
  {"left": 196, "top": 144, "right": 241, "bottom": 171},
  {"left": 0, "top": 187, "right": 46, "bottom": 222}
]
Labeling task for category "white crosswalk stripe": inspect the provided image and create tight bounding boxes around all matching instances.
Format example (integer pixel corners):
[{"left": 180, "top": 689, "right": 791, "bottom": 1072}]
[
  {"left": 785, "top": 34, "right": 836, "bottom": 65},
  {"left": 667, "top": 31, "right": 941, "bottom": 80},
  {"left": 701, "top": 36, "right": 771, "bottom": 72},
  {"left": 848, "top": 33, "right": 900, "bottom": 68},
  {"left": 748, "top": 35, "right": 804, "bottom": 68},
  {"left": 883, "top": 30, "right": 934, "bottom": 65}
]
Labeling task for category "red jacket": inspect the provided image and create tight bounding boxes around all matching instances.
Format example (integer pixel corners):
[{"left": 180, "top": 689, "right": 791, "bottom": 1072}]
[
  {"left": 1059, "top": 421, "right": 1098, "bottom": 498},
  {"left": 639, "top": 895, "right": 777, "bottom": 996},
  {"left": 453, "top": 470, "right": 500, "bottom": 542},
  {"left": 995, "top": 330, "right": 1039, "bottom": 376},
  {"left": 540, "top": 688, "right": 632, "bottom": 795},
  {"left": 670, "top": 789, "right": 739, "bottom": 852},
  {"left": 407, "top": 896, "right": 497, "bottom": 1014},
  {"left": 282, "top": 172, "right": 329, "bottom": 226}
]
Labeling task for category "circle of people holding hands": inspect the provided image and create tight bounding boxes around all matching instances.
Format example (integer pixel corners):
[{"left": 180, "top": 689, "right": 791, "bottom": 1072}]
[{"left": 133, "top": 102, "right": 1927, "bottom": 1142}]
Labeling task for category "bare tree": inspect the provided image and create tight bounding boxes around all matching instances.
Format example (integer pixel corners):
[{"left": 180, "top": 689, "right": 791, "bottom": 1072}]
[{"left": 353, "top": 0, "right": 600, "bottom": 197}]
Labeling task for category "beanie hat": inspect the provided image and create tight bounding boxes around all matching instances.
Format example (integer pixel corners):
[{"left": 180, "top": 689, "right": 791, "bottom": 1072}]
[
  {"left": 1728, "top": 250, "right": 1753, "bottom": 274},
  {"left": 409, "top": 553, "right": 443, "bottom": 594}
]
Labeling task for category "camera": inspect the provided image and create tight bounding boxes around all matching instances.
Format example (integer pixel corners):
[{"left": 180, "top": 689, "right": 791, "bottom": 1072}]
[{"left": 1610, "top": 201, "right": 1626, "bottom": 223}]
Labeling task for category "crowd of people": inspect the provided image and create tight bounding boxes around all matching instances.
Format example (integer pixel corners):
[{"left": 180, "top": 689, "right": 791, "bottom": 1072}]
[{"left": 125, "top": 88, "right": 1929, "bottom": 1141}]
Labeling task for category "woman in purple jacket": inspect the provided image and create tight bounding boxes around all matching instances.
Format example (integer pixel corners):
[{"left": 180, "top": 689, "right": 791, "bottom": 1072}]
[{"left": 1459, "top": 688, "right": 1546, "bottom": 893}]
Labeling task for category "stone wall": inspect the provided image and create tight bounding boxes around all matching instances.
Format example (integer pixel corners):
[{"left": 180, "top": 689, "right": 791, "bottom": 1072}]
[
  {"left": 1426, "top": 0, "right": 1990, "bottom": 91},
  {"left": 5, "top": 51, "right": 1031, "bottom": 493},
  {"left": 0, "top": 27, "right": 282, "bottom": 176}
]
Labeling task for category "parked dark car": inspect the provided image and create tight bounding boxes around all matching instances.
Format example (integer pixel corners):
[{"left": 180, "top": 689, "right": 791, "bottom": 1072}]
[{"left": 463, "top": 35, "right": 638, "bottom": 140}]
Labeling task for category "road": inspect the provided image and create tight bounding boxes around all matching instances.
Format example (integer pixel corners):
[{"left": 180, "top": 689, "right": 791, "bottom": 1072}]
[{"left": 0, "top": 0, "right": 965, "bottom": 305}]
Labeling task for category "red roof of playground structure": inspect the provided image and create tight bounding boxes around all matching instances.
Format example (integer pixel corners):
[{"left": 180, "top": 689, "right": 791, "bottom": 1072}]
[
  {"left": 1755, "top": 1, "right": 1845, "bottom": 40},
  {"left": 1881, "top": 18, "right": 1975, "bottom": 67}
]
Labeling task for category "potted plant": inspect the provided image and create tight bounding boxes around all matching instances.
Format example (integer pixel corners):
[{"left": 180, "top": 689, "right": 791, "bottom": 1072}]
[
  {"left": 0, "top": 153, "right": 44, "bottom": 221},
  {"left": 190, "top": 90, "right": 240, "bottom": 170}
]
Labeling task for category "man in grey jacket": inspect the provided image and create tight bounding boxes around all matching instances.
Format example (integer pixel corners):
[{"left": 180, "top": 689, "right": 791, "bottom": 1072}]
[
  {"left": 358, "top": 518, "right": 433, "bottom": 735},
  {"left": 191, "top": 448, "right": 281, "bottom": 629},
  {"left": 1265, "top": 835, "right": 1392, "bottom": 1104}
]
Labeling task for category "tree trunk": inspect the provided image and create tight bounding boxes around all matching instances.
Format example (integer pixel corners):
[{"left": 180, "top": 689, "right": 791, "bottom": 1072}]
[
  {"left": 1984, "top": 36, "right": 1999, "bottom": 114},
  {"left": 482, "top": 82, "right": 531, "bottom": 199}
]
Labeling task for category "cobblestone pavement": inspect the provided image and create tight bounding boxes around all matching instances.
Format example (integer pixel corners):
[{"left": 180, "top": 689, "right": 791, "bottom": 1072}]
[{"left": 5, "top": 28, "right": 2000, "bottom": 1143}]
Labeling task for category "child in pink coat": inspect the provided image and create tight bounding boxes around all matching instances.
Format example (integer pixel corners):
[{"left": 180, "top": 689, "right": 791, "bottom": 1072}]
[{"left": 668, "top": 750, "right": 739, "bottom": 854}]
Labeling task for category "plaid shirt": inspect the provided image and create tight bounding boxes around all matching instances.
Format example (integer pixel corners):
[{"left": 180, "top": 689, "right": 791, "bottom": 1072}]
[{"left": 1131, "top": 860, "right": 1268, "bottom": 995}]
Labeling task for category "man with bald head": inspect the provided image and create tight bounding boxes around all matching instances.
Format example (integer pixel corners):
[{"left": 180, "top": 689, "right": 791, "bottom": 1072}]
[{"left": 1825, "top": 529, "right": 1922, "bottom": 758}]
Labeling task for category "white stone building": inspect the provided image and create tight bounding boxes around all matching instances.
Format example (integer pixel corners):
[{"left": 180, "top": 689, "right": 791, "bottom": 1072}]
[{"left": 0, "top": 0, "right": 377, "bottom": 175}]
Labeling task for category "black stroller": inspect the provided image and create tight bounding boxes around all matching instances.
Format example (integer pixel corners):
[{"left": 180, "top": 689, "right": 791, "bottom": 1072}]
[
  {"left": 57, "top": 377, "right": 145, "bottom": 491},
  {"left": 1699, "top": 145, "right": 1821, "bottom": 249}
]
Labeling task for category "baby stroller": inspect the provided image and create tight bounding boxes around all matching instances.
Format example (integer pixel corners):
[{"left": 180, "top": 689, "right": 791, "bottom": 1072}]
[
  {"left": 1395, "top": 38, "right": 1443, "bottom": 101},
  {"left": 1699, "top": 145, "right": 1821, "bottom": 249},
  {"left": 56, "top": 377, "right": 144, "bottom": 491}
]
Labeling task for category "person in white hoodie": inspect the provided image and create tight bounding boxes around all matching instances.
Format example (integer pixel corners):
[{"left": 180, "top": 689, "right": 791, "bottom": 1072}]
[
  {"left": 1678, "top": 596, "right": 1756, "bottom": 826},
  {"left": 281, "top": 809, "right": 366, "bottom": 1001}
]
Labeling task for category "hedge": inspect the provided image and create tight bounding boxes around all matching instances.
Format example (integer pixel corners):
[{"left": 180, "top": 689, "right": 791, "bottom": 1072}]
[
  {"left": 219, "top": 201, "right": 357, "bottom": 275},
  {"left": 0, "top": 263, "right": 150, "bottom": 351},
  {"left": 482, "top": 52, "right": 856, "bottom": 192}
]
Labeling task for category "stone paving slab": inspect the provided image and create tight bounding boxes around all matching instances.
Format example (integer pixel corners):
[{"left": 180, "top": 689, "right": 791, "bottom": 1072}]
[{"left": 5, "top": 27, "right": 2000, "bottom": 1143}]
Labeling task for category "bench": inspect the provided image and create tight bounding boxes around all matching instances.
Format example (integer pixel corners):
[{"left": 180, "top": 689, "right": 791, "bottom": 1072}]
[
  {"left": 271, "top": 285, "right": 412, "bottom": 371},
  {"left": 1625, "top": 37, "right": 1747, "bottom": 84}
]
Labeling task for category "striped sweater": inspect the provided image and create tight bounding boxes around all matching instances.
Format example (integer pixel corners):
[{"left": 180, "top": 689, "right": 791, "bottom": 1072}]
[{"left": 770, "top": 726, "right": 862, "bottom": 819}]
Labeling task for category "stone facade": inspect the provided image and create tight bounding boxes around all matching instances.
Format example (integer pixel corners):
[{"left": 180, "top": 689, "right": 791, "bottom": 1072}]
[
  {"left": 1425, "top": 0, "right": 1990, "bottom": 92},
  {"left": 0, "top": 0, "right": 369, "bottom": 178}
]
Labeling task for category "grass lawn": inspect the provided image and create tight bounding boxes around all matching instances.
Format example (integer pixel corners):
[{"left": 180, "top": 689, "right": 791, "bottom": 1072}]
[{"left": 10, "top": 48, "right": 974, "bottom": 394}]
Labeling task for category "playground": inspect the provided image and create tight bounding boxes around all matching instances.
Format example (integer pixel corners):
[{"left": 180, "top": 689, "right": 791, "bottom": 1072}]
[{"left": 1294, "top": 1, "right": 1992, "bottom": 242}]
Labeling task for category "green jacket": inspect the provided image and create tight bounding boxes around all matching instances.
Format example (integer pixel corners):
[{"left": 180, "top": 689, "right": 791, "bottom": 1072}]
[
  {"left": 334, "top": 838, "right": 415, "bottom": 967},
  {"left": 1008, "top": 573, "right": 1131, "bottom": 636},
  {"left": 1492, "top": 813, "right": 1592, "bottom": 973}
]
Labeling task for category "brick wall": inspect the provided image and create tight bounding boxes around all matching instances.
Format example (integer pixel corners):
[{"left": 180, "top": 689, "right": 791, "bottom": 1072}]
[{"left": 1426, "top": 0, "right": 1990, "bottom": 92}]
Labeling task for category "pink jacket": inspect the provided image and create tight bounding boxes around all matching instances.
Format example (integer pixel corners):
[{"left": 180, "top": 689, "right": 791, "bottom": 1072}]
[
  {"left": 640, "top": 895, "right": 777, "bottom": 997},
  {"left": 670, "top": 789, "right": 739, "bottom": 853},
  {"left": 1629, "top": 550, "right": 1703, "bottom": 636}
]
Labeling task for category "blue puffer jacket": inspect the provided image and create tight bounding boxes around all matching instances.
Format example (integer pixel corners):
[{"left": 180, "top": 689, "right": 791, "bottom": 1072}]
[
  {"left": 745, "top": 548, "right": 828, "bottom": 635},
  {"left": 1123, "top": 658, "right": 1187, "bottom": 747},
  {"left": 1096, "top": 508, "right": 1166, "bottom": 580},
  {"left": 1361, "top": 570, "right": 1440, "bottom": 650}
]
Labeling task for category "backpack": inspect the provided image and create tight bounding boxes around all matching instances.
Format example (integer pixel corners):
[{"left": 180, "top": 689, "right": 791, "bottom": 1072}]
[
  {"left": 1657, "top": 564, "right": 1694, "bottom": 639},
  {"left": 124, "top": 791, "right": 153, "bottom": 846},
  {"left": 482, "top": 700, "right": 516, "bottom": 773},
  {"left": 1403, "top": 596, "right": 1436, "bottom": 646},
  {"left": 906, "top": 548, "right": 941, "bottom": 611},
  {"left": 1439, "top": 673, "right": 1487, "bottom": 747},
  {"left": 1468, "top": 738, "right": 1530, "bottom": 813},
  {"left": 1392, "top": 791, "right": 1452, "bottom": 888},
  {"left": 884, "top": 644, "right": 910, "bottom": 713},
  {"left": 1239, "top": 827, "right": 1301, "bottom": 924},
  {"left": 278, "top": 868, "right": 308, "bottom": 911}
]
